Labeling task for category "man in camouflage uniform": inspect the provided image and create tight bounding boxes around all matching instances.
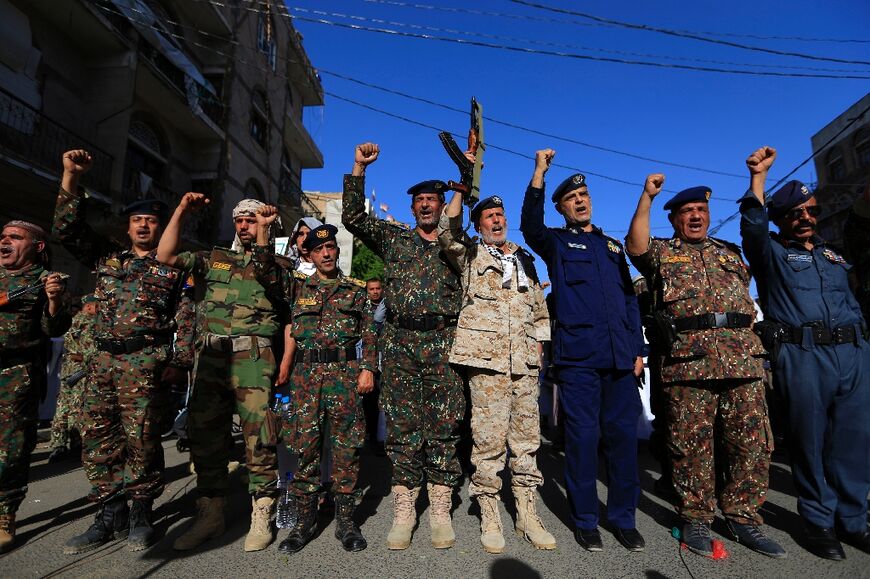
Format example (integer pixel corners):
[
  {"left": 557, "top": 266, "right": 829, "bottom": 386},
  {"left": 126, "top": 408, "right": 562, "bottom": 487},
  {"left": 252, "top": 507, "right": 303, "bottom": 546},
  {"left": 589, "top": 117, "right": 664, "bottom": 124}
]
[
  {"left": 439, "top": 194, "right": 555, "bottom": 554},
  {"left": 844, "top": 180, "right": 870, "bottom": 322},
  {"left": 343, "top": 142, "right": 464, "bottom": 550},
  {"left": 253, "top": 215, "right": 376, "bottom": 554},
  {"left": 158, "top": 193, "right": 281, "bottom": 553},
  {"left": 626, "top": 175, "right": 784, "bottom": 558},
  {"left": 48, "top": 294, "right": 99, "bottom": 462},
  {"left": 0, "top": 220, "right": 70, "bottom": 553},
  {"left": 54, "top": 150, "right": 185, "bottom": 554}
]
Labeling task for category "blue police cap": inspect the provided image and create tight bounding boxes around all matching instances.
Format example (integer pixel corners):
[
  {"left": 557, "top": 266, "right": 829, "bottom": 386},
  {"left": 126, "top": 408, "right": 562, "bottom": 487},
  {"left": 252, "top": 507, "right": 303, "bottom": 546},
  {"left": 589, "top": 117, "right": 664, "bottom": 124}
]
[
  {"left": 470, "top": 195, "right": 505, "bottom": 223},
  {"left": 121, "top": 198, "right": 169, "bottom": 222},
  {"left": 407, "top": 180, "right": 448, "bottom": 198},
  {"left": 662, "top": 186, "right": 712, "bottom": 211},
  {"left": 768, "top": 180, "right": 813, "bottom": 221},
  {"left": 551, "top": 173, "right": 587, "bottom": 203},
  {"left": 302, "top": 224, "right": 339, "bottom": 252}
]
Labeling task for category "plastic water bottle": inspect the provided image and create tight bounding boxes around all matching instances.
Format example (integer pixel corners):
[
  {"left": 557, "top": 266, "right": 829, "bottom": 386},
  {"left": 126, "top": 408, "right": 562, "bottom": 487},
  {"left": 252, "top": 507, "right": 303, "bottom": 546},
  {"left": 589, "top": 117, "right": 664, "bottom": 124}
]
[
  {"left": 276, "top": 471, "right": 297, "bottom": 529},
  {"left": 271, "top": 393, "right": 282, "bottom": 413}
]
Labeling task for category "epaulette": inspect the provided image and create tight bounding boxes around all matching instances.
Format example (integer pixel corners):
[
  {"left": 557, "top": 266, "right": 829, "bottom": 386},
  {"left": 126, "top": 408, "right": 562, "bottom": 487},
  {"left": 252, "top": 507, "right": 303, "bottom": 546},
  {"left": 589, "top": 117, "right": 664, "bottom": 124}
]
[
  {"left": 292, "top": 270, "right": 308, "bottom": 280},
  {"left": 710, "top": 236, "right": 743, "bottom": 256},
  {"left": 603, "top": 233, "right": 624, "bottom": 247},
  {"left": 344, "top": 276, "right": 366, "bottom": 288}
]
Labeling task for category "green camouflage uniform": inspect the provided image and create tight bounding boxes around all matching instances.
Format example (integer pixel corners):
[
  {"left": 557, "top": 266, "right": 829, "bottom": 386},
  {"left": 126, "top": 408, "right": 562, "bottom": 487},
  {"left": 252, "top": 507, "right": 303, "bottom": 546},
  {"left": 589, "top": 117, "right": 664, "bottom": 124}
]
[
  {"left": 49, "top": 302, "right": 98, "bottom": 450},
  {"left": 629, "top": 236, "right": 772, "bottom": 525},
  {"left": 342, "top": 175, "right": 465, "bottom": 488},
  {"left": 0, "top": 264, "right": 71, "bottom": 515},
  {"left": 53, "top": 188, "right": 183, "bottom": 503},
  {"left": 844, "top": 197, "right": 870, "bottom": 322},
  {"left": 255, "top": 250, "right": 377, "bottom": 498},
  {"left": 174, "top": 247, "right": 281, "bottom": 497}
]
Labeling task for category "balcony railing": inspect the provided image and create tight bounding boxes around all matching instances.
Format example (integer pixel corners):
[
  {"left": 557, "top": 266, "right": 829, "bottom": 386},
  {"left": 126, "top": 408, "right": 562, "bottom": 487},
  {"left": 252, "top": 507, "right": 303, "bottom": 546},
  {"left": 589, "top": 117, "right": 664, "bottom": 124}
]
[{"left": 0, "top": 88, "right": 113, "bottom": 192}]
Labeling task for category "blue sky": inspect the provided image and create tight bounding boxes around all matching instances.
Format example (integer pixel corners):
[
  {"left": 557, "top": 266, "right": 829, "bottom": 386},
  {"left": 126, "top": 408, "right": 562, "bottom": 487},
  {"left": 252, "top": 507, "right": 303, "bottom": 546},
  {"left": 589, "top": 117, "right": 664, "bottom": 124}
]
[{"left": 289, "top": 0, "right": 869, "bottom": 256}]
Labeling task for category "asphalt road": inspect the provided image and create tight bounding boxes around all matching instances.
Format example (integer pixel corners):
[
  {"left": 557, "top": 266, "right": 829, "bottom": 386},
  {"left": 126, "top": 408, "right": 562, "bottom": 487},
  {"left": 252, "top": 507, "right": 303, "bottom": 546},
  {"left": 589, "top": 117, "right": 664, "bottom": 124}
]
[{"left": 2, "top": 432, "right": 867, "bottom": 579}]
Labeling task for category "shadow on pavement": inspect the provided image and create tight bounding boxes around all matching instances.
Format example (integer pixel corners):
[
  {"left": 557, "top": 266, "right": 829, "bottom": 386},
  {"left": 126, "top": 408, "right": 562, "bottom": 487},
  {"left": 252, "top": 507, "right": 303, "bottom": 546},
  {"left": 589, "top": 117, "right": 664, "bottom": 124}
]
[{"left": 489, "top": 557, "right": 542, "bottom": 579}]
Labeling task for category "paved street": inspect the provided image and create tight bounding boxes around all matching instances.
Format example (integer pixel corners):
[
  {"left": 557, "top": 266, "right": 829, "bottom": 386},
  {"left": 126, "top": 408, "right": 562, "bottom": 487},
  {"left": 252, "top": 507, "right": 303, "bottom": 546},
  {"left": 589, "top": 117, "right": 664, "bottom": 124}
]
[{"left": 2, "top": 432, "right": 867, "bottom": 579}]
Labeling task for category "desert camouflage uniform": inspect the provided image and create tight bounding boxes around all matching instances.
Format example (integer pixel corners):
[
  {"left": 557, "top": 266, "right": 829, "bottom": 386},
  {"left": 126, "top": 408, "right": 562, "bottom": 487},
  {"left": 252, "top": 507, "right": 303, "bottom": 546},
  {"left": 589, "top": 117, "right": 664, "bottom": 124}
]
[
  {"left": 53, "top": 188, "right": 182, "bottom": 503},
  {"left": 342, "top": 175, "right": 465, "bottom": 488},
  {"left": 0, "top": 265, "right": 71, "bottom": 515},
  {"left": 49, "top": 302, "right": 98, "bottom": 450},
  {"left": 174, "top": 247, "right": 281, "bottom": 497},
  {"left": 844, "top": 196, "right": 870, "bottom": 322},
  {"left": 438, "top": 211, "right": 549, "bottom": 496},
  {"left": 629, "top": 236, "right": 771, "bottom": 525}
]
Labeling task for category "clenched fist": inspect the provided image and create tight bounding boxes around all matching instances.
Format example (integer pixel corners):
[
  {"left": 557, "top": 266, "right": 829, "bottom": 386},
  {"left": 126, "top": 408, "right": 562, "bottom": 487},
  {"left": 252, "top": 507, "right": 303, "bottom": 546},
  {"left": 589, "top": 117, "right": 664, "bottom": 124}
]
[
  {"left": 256, "top": 205, "right": 280, "bottom": 226},
  {"left": 535, "top": 149, "right": 556, "bottom": 173},
  {"left": 178, "top": 192, "right": 209, "bottom": 212},
  {"left": 355, "top": 143, "right": 380, "bottom": 166},
  {"left": 746, "top": 146, "right": 777, "bottom": 175},
  {"left": 63, "top": 150, "right": 93, "bottom": 175},
  {"left": 644, "top": 173, "right": 665, "bottom": 198}
]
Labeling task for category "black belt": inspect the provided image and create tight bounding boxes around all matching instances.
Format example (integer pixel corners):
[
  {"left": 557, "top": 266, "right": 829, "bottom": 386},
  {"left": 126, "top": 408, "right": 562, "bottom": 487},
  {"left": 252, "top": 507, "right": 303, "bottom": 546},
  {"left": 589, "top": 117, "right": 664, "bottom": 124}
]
[
  {"left": 673, "top": 312, "right": 753, "bottom": 333},
  {"left": 777, "top": 323, "right": 863, "bottom": 346},
  {"left": 387, "top": 312, "right": 458, "bottom": 332},
  {"left": 294, "top": 346, "right": 358, "bottom": 364},
  {"left": 96, "top": 334, "right": 171, "bottom": 355}
]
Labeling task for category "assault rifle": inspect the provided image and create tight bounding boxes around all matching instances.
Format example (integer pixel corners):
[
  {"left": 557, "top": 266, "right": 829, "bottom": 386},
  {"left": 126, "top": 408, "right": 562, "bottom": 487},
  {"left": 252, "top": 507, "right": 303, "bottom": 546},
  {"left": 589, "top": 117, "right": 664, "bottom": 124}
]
[
  {"left": 439, "top": 97, "right": 485, "bottom": 206},
  {"left": 0, "top": 273, "right": 69, "bottom": 308}
]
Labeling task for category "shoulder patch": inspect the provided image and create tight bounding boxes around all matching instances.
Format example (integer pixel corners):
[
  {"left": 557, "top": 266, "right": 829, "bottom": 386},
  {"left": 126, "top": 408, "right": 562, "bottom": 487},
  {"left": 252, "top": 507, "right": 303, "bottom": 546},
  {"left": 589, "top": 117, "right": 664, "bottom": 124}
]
[
  {"left": 292, "top": 270, "right": 308, "bottom": 280},
  {"left": 210, "top": 262, "right": 232, "bottom": 271}
]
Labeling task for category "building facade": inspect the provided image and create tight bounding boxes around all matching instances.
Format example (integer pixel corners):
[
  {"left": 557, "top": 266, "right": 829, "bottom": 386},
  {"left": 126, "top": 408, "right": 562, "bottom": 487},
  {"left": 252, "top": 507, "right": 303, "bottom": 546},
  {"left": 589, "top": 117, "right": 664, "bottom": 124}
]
[{"left": 0, "top": 0, "right": 323, "bottom": 294}]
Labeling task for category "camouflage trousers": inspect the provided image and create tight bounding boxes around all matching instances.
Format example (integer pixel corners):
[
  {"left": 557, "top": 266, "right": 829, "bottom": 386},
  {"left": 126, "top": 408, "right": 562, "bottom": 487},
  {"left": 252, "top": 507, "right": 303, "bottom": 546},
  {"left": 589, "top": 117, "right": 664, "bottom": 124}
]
[
  {"left": 0, "top": 362, "right": 39, "bottom": 515},
  {"left": 49, "top": 360, "right": 87, "bottom": 450},
  {"left": 284, "top": 361, "right": 365, "bottom": 497},
  {"left": 467, "top": 369, "right": 542, "bottom": 496},
  {"left": 380, "top": 324, "right": 465, "bottom": 489},
  {"left": 665, "top": 378, "right": 772, "bottom": 525},
  {"left": 81, "top": 346, "right": 171, "bottom": 502},
  {"left": 188, "top": 345, "right": 277, "bottom": 497}
]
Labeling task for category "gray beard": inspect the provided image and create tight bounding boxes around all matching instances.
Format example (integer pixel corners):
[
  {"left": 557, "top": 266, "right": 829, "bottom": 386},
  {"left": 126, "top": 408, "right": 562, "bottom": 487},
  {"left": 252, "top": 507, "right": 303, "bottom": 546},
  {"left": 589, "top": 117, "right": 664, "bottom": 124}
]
[{"left": 482, "top": 233, "right": 506, "bottom": 246}]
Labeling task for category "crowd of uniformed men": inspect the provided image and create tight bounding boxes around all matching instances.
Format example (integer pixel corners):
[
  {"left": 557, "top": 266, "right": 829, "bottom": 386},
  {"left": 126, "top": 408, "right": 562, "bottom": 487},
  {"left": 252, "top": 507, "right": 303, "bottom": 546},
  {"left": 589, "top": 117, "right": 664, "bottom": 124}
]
[{"left": 0, "top": 143, "right": 868, "bottom": 564}]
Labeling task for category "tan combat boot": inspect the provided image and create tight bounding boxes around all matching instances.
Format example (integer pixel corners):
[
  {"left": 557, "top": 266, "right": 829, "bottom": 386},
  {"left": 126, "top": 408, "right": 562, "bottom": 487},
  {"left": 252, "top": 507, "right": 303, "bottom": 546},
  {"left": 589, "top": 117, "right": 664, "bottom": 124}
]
[
  {"left": 173, "top": 496, "right": 226, "bottom": 551},
  {"left": 476, "top": 494, "right": 505, "bottom": 554},
  {"left": 0, "top": 514, "right": 15, "bottom": 554},
  {"left": 427, "top": 483, "right": 455, "bottom": 549},
  {"left": 386, "top": 485, "right": 420, "bottom": 550},
  {"left": 244, "top": 496, "right": 275, "bottom": 552},
  {"left": 513, "top": 486, "right": 556, "bottom": 550}
]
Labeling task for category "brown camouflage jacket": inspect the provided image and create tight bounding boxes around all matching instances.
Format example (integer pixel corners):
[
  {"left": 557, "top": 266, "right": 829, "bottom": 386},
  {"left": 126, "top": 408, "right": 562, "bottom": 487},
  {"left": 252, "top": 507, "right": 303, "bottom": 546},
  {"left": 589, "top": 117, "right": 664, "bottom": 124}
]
[
  {"left": 438, "top": 212, "right": 549, "bottom": 375},
  {"left": 0, "top": 264, "right": 71, "bottom": 354},
  {"left": 629, "top": 236, "right": 765, "bottom": 383}
]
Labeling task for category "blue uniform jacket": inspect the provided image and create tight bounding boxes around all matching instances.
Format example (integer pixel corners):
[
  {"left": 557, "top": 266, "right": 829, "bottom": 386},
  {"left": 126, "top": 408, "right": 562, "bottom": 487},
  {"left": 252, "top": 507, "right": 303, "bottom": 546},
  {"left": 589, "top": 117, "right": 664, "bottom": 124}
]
[
  {"left": 739, "top": 190, "right": 866, "bottom": 330},
  {"left": 520, "top": 185, "right": 644, "bottom": 369}
]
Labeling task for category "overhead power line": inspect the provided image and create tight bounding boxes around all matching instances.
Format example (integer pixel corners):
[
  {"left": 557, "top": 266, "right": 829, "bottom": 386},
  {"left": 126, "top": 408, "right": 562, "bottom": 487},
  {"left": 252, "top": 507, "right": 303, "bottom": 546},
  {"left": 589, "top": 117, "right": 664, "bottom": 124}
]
[{"left": 508, "top": 0, "right": 870, "bottom": 66}]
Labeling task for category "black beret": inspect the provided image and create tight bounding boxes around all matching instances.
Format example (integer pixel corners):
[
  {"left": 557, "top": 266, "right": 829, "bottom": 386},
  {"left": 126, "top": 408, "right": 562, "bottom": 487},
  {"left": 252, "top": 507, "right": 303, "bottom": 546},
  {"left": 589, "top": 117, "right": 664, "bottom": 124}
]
[
  {"left": 302, "top": 224, "right": 339, "bottom": 252},
  {"left": 470, "top": 195, "right": 505, "bottom": 223},
  {"left": 122, "top": 198, "right": 169, "bottom": 222},
  {"left": 662, "top": 186, "right": 711, "bottom": 211},
  {"left": 551, "top": 173, "right": 587, "bottom": 203},
  {"left": 407, "top": 180, "right": 448, "bottom": 197},
  {"left": 768, "top": 180, "right": 813, "bottom": 221}
]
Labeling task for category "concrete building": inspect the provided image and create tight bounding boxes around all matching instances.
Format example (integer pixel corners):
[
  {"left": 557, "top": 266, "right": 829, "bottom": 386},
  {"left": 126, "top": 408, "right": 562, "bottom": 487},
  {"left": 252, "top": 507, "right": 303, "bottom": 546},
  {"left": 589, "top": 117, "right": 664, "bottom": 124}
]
[
  {"left": 811, "top": 91, "right": 870, "bottom": 249},
  {"left": 0, "top": 0, "right": 323, "bottom": 294}
]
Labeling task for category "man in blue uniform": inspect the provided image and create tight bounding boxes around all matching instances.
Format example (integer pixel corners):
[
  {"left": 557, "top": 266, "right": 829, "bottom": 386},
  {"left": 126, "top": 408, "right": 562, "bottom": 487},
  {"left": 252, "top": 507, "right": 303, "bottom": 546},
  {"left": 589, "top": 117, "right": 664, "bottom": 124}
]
[
  {"left": 740, "top": 146, "right": 870, "bottom": 561},
  {"left": 520, "top": 149, "right": 645, "bottom": 552}
]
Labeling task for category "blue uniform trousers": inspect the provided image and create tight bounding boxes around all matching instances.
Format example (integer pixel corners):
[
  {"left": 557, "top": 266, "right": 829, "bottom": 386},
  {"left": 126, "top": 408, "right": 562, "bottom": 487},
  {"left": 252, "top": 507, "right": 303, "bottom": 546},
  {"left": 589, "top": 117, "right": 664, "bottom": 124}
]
[
  {"left": 558, "top": 366, "right": 641, "bottom": 530},
  {"left": 775, "top": 339, "right": 870, "bottom": 533}
]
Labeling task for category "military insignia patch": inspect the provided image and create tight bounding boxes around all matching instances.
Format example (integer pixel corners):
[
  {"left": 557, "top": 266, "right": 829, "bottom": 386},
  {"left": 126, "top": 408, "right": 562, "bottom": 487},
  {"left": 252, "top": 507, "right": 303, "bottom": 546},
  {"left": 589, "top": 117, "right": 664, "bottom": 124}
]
[
  {"left": 567, "top": 242, "right": 587, "bottom": 250},
  {"left": 662, "top": 256, "right": 692, "bottom": 264},
  {"left": 104, "top": 258, "right": 121, "bottom": 269},
  {"left": 822, "top": 248, "right": 845, "bottom": 264},
  {"left": 297, "top": 297, "right": 318, "bottom": 306},
  {"left": 607, "top": 240, "right": 622, "bottom": 254},
  {"left": 211, "top": 262, "right": 232, "bottom": 271},
  {"left": 787, "top": 253, "right": 813, "bottom": 263},
  {"left": 149, "top": 265, "right": 178, "bottom": 279},
  {"left": 705, "top": 190, "right": 712, "bottom": 201},
  {"left": 316, "top": 229, "right": 329, "bottom": 239}
]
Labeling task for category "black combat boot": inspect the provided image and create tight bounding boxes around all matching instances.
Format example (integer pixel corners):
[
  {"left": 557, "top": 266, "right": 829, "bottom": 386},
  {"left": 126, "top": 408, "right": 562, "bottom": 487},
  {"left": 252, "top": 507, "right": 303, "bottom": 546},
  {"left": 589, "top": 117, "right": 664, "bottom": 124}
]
[
  {"left": 63, "top": 496, "right": 129, "bottom": 554},
  {"left": 334, "top": 494, "right": 367, "bottom": 552},
  {"left": 127, "top": 499, "right": 155, "bottom": 551},
  {"left": 278, "top": 493, "right": 318, "bottom": 554}
]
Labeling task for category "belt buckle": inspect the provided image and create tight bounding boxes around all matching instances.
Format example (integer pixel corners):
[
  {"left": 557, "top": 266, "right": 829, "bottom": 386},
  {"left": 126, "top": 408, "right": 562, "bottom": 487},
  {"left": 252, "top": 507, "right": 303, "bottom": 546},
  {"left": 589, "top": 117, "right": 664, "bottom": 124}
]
[
  {"left": 434, "top": 315, "right": 445, "bottom": 331},
  {"left": 713, "top": 312, "right": 727, "bottom": 329}
]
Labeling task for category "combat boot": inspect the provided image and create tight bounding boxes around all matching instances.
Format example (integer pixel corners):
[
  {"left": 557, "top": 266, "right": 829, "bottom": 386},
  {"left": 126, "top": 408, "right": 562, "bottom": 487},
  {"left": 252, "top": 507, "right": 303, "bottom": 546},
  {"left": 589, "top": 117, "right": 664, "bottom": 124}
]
[
  {"left": 278, "top": 493, "right": 318, "bottom": 553},
  {"left": 244, "top": 496, "right": 275, "bottom": 552},
  {"left": 476, "top": 494, "right": 505, "bottom": 554},
  {"left": 513, "top": 486, "right": 556, "bottom": 550},
  {"left": 334, "top": 494, "right": 367, "bottom": 552},
  {"left": 427, "top": 483, "right": 455, "bottom": 549},
  {"left": 172, "top": 496, "right": 226, "bottom": 551},
  {"left": 386, "top": 485, "right": 420, "bottom": 550},
  {"left": 64, "top": 496, "right": 129, "bottom": 554},
  {"left": 127, "top": 498, "right": 155, "bottom": 551},
  {"left": 0, "top": 514, "right": 15, "bottom": 554}
]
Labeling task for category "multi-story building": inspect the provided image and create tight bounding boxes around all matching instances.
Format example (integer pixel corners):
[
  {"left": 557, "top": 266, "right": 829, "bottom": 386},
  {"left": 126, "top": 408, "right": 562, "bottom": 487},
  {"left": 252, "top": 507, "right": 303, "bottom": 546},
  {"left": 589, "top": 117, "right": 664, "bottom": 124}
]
[
  {"left": 0, "top": 0, "right": 323, "bottom": 294},
  {"left": 811, "top": 91, "right": 870, "bottom": 249}
]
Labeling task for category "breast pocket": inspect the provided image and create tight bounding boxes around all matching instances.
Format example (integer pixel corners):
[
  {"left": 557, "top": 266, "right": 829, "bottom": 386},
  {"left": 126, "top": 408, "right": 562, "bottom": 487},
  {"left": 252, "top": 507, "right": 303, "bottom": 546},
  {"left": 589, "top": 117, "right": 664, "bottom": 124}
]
[
  {"left": 783, "top": 256, "right": 816, "bottom": 290},
  {"left": 138, "top": 267, "right": 179, "bottom": 310},
  {"left": 661, "top": 263, "right": 698, "bottom": 304},
  {"left": 563, "top": 257, "right": 593, "bottom": 285}
]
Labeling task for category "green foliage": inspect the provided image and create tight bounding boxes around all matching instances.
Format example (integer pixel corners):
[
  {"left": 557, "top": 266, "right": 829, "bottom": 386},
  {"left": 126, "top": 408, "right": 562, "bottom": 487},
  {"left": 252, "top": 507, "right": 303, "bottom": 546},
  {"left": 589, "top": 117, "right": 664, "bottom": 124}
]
[{"left": 350, "top": 239, "right": 384, "bottom": 281}]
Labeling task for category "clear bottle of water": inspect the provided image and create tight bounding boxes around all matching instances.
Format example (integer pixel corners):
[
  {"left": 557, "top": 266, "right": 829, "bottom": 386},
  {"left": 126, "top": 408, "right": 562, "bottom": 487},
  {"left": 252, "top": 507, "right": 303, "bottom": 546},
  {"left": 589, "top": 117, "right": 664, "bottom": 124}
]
[
  {"left": 270, "top": 393, "right": 282, "bottom": 413},
  {"left": 276, "top": 471, "right": 297, "bottom": 529}
]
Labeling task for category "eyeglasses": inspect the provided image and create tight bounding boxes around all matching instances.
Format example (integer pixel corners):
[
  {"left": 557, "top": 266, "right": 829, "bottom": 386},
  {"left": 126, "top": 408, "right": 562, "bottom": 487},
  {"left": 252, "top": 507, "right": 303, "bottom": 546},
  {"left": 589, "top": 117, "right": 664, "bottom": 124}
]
[{"left": 784, "top": 205, "right": 822, "bottom": 220}]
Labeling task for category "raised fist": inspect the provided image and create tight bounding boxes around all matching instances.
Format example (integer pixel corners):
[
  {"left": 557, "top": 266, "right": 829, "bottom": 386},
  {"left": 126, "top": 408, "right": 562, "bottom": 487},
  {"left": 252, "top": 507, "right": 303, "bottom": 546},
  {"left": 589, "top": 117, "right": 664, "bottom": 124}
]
[
  {"left": 63, "top": 150, "right": 93, "bottom": 175},
  {"left": 535, "top": 149, "right": 555, "bottom": 173},
  {"left": 256, "top": 204, "right": 280, "bottom": 226},
  {"left": 179, "top": 192, "right": 209, "bottom": 211},
  {"left": 644, "top": 173, "right": 665, "bottom": 198},
  {"left": 355, "top": 143, "right": 380, "bottom": 166},
  {"left": 43, "top": 273, "right": 66, "bottom": 302},
  {"left": 746, "top": 146, "right": 777, "bottom": 175}
]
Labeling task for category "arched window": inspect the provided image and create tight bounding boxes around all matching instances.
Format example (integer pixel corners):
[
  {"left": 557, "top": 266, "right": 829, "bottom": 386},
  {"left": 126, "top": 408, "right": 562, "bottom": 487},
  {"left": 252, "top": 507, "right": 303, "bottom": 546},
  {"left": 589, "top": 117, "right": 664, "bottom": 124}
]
[
  {"left": 854, "top": 129, "right": 870, "bottom": 169},
  {"left": 250, "top": 89, "right": 268, "bottom": 148},
  {"left": 826, "top": 147, "right": 846, "bottom": 183}
]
